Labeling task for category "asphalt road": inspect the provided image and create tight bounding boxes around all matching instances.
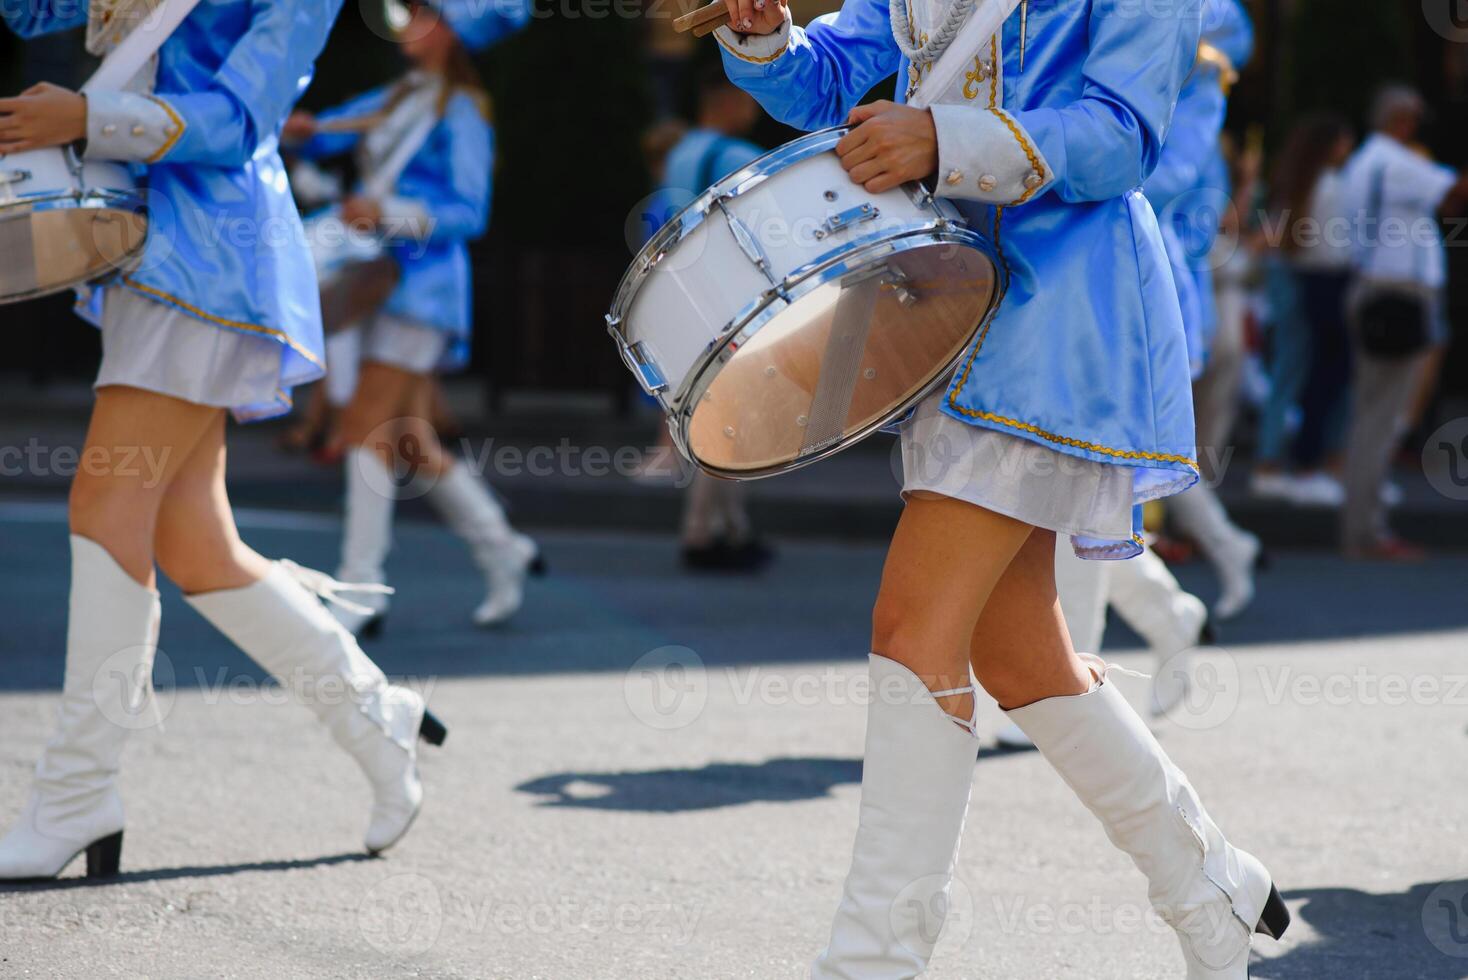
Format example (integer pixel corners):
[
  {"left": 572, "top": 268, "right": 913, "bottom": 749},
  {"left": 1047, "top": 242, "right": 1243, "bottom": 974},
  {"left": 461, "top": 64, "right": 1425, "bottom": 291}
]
[{"left": 2, "top": 505, "right": 1467, "bottom": 979}]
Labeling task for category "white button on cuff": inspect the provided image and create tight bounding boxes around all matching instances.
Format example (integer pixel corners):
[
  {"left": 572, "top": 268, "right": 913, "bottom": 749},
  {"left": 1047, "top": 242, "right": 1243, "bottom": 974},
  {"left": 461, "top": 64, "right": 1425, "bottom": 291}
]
[{"left": 978, "top": 175, "right": 998, "bottom": 192}]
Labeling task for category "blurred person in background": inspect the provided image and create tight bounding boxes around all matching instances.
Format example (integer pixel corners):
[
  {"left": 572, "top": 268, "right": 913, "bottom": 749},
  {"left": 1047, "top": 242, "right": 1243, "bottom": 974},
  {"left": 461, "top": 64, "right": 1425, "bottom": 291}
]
[
  {"left": 1253, "top": 114, "right": 1356, "bottom": 507},
  {"left": 1145, "top": 0, "right": 1262, "bottom": 621},
  {"left": 0, "top": 0, "right": 452, "bottom": 879},
  {"left": 1197, "top": 128, "right": 1262, "bottom": 486},
  {"left": 285, "top": 0, "right": 546, "bottom": 633},
  {"left": 640, "top": 66, "right": 775, "bottom": 571},
  {"left": 1337, "top": 84, "right": 1468, "bottom": 560}
]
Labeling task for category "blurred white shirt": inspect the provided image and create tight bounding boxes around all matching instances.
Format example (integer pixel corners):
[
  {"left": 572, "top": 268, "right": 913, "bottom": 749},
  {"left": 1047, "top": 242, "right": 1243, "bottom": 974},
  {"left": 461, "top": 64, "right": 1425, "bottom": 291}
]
[
  {"left": 1293, "top": 168, "right": 1353, "bottom": 272},
  {"left": 1339, "top": 133, "right": 1457, "bottom": 288}
]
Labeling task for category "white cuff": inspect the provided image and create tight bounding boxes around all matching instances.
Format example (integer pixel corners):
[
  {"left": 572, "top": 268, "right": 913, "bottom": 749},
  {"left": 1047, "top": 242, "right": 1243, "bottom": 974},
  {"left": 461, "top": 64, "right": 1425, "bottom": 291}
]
[
  {"left": 378, "top": 195, "right": 434, "bottom": 242},
  {"left": 930, "top": 103, "right": 1053, "bottom": 206},
  {"left": 714, "top": 7, "right": 792, "bottom": 65},
  {"left": 83, "top": 90, "right": 184, "bottom": 164}
]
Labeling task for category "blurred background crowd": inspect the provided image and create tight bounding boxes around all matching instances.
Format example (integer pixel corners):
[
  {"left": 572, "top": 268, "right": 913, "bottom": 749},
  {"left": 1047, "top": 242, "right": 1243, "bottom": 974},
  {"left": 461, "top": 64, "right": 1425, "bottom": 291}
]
[{"left": 5, "top": 0, "right": 1468, "bottom": 572}]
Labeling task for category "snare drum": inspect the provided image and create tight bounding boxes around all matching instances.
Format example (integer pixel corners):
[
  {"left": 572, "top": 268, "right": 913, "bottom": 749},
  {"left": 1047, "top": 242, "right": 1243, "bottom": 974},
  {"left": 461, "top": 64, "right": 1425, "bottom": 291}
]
[
  {"left": 0, "top": 146, "right": 147, "bottom": 305},
  {"left": 607, "top": 128, "right": 1000, "bottom": 480}
]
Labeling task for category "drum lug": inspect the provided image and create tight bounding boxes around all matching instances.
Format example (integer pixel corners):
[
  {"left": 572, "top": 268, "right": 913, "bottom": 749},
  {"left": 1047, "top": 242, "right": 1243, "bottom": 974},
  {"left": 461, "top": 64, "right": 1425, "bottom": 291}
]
[
  {"left": 614, "top": 335, "right": 668, "bottom": 397},
  {"left": 814, "top": 203, "right": 880, "bottom": 240}
]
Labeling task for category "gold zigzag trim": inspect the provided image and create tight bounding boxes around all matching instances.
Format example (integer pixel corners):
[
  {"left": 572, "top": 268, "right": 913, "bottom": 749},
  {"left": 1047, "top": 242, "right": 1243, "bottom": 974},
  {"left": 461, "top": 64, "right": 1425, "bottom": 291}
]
[
  {"left": 143, "top": 96, "right": 186, "bottom": 164},
  {"left": 120, "top": 276, "right": 324, "bottom": 369}
]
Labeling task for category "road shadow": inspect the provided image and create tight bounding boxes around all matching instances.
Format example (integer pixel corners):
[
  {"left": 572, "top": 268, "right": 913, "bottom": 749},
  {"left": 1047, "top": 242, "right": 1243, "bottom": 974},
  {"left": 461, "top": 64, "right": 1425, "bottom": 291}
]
[
  {"left": 517, "top": 756, "right": 864, "bottom": 812},
  {"left": 0, "top": 852, "right": 373, "bottom": 893},
  {"left": 516, "top": 750, "right": 1026, "bottom": 812},
  {"left": 1252, "top": 879, "right": 1468, "bottom": 979}
]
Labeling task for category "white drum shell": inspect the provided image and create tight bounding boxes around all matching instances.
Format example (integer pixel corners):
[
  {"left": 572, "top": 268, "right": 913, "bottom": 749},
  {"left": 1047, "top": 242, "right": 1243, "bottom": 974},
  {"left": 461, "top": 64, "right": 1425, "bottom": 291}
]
[
  {"left": 621, "top": 150, "right": 941, "bottom": 401},
  {"left": 0, "top": 147, "right": 147, "bottom": 304}
]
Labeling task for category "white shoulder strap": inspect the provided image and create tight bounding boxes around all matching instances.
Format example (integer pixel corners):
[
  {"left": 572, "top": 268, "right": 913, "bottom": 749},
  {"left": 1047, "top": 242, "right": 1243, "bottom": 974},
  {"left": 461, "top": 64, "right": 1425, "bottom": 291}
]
[
  {"left": 362, "top": 110, "right": 440, "bottom": 199},
  {"left": 82, "top": 0, "right": 204, "bottom": 93},
  {"left": 907, "top": 0, "right": 1020, "bottom": 110}
]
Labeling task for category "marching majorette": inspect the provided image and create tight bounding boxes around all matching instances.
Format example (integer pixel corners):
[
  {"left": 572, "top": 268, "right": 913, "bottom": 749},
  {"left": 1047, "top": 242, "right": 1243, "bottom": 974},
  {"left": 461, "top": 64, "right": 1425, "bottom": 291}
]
[
  {"left": 285, "top": 0, "right": 540, "bottom": 635},
  {"left": 713, "top": 0, "right": 1288, "bottom": 974},
  {"left": 0, "top": 0, "right": 455, "bottom": 880},
  {"left": 1145, "top": 0, "right": 1263, "bottom": 621}
]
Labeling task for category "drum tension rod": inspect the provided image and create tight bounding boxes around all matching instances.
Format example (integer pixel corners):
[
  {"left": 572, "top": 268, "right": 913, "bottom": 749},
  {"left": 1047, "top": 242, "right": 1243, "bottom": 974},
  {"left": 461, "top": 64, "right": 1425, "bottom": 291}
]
[{"left": 716, "top": 197, "right": 777, "bottom": 286}]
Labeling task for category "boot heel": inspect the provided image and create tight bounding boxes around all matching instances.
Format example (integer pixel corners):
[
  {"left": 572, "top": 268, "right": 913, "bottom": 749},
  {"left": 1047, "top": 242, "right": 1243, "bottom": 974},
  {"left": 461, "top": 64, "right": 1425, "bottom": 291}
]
[
  {"left": 419, "top": 709, "right": 448, "bottom": 747},
  {"left": 360, "top": 614, "right": 386, "bottom": 640},
  {"left": 529, "top": 555, "right": 548, "bottom": 577},
  {"left": 85, "top": 831, "right": 123, "bottom": 879},
  {"left": 1254, "top": 883, "right": 1290, "bottom": 939}
]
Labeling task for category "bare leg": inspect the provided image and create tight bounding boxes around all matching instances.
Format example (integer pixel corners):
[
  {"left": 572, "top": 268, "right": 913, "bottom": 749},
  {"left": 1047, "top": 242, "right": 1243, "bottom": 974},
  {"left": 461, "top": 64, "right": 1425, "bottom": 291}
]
[
  {"left": 69, "top": 385, "right": 223, "bottom": 584},
  {"left": 815, "top": 495, "right": 1043, "bottom": 977},
  {"left": 967, "top": 528, "right": 1091, "bottom": 710},
  {"left": 154, "top": 413, "right": 272, "bottom": 594}
]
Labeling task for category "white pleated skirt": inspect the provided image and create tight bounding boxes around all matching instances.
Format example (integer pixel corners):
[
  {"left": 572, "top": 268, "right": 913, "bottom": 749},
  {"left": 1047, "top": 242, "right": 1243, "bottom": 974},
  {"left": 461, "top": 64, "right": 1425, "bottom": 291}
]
[
  {"left": 899, "top": 390, "right": 1137, "bottom": 544},
  {"left": 95, "top": 288, "right": 289, "bottom": 418}
]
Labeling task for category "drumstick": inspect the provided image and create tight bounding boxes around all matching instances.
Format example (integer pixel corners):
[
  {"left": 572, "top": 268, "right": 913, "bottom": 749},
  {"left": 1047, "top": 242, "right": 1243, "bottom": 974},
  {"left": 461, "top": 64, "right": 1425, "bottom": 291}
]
[
  {"left": 674, "top": 0, "right": 728, "bottom": 33},
  {"left": 313, "top": 115, "right": 385, "bottom": 135},
  {"left": 691, "top": 16, "right": 724, "bottom": 37}
]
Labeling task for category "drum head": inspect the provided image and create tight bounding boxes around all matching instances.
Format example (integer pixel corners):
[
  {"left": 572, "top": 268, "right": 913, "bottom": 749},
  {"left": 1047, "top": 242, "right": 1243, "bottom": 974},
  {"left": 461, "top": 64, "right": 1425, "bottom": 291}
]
[
  {"left": 684, "top": 238, "right": 996, "bottom": 477},
  {"left": 0, "top": 204, "right": 147, "bottom": 304}
]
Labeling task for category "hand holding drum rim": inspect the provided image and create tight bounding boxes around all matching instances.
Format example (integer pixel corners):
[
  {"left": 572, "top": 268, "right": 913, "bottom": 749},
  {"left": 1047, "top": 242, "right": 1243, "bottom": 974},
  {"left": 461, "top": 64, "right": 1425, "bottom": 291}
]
[
  {"left": 0, "top": 82, "right": 88, "bottom": 154},
  {"left": 836, "top": 101, "right": 939, "bottom": 193}
]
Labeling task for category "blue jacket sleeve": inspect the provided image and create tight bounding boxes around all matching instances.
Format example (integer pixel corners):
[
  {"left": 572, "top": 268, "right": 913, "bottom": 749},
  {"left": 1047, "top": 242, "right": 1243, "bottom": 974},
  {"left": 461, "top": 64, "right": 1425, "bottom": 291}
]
[
  {"left": 717, "top": 0, "right": 899, "bottom": 132},
  {"left": 150, "top": 0, "right": 344, "bottom": 168},
  {"left": 291, "top": 86, "right": 394, "bottom": 160},
  {"left": 1012, "top": 0, "right": 1201, "bottom": 203},
  {"left": 1, "top": 2, "right": 87, "bottom": 38}
]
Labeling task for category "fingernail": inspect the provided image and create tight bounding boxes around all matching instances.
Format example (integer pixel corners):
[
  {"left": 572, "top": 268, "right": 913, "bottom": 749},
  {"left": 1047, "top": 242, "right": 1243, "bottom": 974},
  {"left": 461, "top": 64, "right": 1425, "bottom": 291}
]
[
  {"left": 755, "top": 0, "right": 764, "bottom": 8},
  {"left": 743, "top": 18, "right": 752, "bottom": 27}
]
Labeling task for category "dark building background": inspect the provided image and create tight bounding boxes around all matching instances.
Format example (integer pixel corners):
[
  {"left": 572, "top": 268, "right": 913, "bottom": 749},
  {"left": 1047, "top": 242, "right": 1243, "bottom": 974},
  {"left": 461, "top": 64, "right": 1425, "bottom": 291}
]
[{"left": 3, "top": 0, "right": 1465, "bottom": 398}]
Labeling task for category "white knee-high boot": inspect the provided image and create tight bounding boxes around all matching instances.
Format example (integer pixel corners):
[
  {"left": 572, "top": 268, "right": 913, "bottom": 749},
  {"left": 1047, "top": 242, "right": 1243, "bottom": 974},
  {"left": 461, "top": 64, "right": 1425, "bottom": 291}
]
[
  {"left": 185, "top": 561, "right": 444, "bottom": 854},
  {"left": 334, "top": 447, "right": 395, "bottom": 636},
  {"left": 426, "top": 462, "right": 541, "bottom": 626},
  {"left": 1169, "top": 485, "right": 1259, "bottom": 621},
  {"left": 813, "top": 654, "right": 979, "bottom": 980},
  {"left": 1107, "top": 546, "right": 1209, "bottom": 715},
  {"left": 1005, "top": 659, "right": 1288, "bottom": 978},
  {"left": 0, "top": 537, "right": 159, "bottom": 880}
]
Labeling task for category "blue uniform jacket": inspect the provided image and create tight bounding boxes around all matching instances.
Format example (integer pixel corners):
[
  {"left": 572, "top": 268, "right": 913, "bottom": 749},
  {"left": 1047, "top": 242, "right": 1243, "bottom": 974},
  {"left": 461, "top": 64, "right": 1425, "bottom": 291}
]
[{"left": 5, "top": 0, "right": 344, "bottom": 421}]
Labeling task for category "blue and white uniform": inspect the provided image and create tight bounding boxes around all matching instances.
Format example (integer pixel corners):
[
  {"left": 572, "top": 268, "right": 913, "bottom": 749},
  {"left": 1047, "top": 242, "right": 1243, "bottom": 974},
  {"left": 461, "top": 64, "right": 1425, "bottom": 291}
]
[
  {"left": 294, "top": 75, "right": 494, "bottom": 373},
  {"left": 717, "top": 0, "right": 1202, "bottom": 558},
  {"left": 4, "top": 0, "right": 344, "bottom": 421},
  {"left": 1143, "top": 0, "right": 1254, "bottom": 376}
]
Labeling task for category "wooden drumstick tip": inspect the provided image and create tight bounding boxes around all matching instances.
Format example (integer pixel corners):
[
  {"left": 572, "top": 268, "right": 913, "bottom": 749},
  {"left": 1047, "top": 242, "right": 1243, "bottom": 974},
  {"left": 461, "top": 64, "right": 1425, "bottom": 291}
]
[{"left": 673, "top": 0, "right": 728, "bottom": 33}]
